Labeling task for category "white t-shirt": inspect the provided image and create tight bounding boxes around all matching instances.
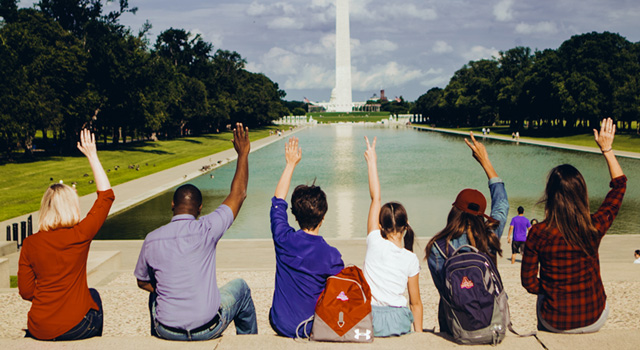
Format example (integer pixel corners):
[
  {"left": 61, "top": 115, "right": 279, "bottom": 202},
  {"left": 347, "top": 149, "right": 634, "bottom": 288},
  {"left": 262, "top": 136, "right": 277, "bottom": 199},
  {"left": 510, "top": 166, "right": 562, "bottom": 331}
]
[
  {"left": 634, "top": 257, "right": 640, "bottom": 264},
  {"left": 363, "top": 230, "right": 420, "bottom": 307}
]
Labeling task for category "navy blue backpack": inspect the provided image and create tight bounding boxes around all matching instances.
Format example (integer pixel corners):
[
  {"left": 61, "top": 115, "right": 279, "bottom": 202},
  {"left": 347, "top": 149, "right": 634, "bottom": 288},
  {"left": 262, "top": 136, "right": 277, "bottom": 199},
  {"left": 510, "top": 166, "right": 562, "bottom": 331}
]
[{"left": 434, "top": 240, "right": 512, "bottom": 345}]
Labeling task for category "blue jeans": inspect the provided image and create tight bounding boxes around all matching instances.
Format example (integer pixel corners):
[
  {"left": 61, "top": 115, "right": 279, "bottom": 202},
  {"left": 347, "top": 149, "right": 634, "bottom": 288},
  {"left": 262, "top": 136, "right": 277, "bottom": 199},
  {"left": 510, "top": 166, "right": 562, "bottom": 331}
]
[{"left": 151, "top": 279, "right": 258, "bottom": 340}]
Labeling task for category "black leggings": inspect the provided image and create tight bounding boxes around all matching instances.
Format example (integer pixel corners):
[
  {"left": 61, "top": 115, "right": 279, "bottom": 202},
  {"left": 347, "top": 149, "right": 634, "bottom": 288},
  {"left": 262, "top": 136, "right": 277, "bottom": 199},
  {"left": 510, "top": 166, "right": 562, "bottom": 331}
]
[{"left": 26, "top": 288, "right": 103, "bottom": 341}]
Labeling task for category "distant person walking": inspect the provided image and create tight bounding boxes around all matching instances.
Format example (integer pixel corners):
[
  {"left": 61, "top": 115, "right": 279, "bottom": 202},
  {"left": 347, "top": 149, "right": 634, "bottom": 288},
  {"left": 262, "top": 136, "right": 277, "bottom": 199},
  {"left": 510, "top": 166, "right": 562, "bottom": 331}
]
[
  {"left": 507, "top": 206, "right": 531, "bottom": 264},
  {"left": 18, "top": 129, "right": 114, "bottom": 341},
  {"left": 521, "top": 118, "right": 626, "bottom": 333},
  {"left": 634, "top": 250, "right": 640, "bottom": 264}
]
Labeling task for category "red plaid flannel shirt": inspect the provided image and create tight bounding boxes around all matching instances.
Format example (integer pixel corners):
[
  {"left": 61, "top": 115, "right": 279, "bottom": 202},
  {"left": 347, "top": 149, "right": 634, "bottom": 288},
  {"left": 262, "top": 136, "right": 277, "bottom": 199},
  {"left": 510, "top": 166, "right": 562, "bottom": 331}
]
[{"left": 521, "top": 175, "right": 627, "bottom": 330}]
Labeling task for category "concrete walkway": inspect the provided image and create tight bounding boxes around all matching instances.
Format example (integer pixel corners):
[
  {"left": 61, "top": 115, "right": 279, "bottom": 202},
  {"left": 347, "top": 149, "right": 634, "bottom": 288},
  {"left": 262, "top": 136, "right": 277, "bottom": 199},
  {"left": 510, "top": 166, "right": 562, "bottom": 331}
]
[
  {"left": 412, "top": 125, "right": 640, "bottom": 159},
  {"left": 1, "top": 235, "right": 639, "bottom": 349}
]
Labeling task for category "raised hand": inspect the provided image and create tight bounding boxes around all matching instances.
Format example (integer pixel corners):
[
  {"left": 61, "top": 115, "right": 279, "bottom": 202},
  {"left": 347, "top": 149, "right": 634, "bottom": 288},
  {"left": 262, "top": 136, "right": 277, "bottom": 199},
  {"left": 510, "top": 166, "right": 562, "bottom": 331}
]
[
  {"left": 365, "top": 136, "right": 381, "bottom": 234},
  {"left": 594, "top": 118, "right": 624, "bottom": 179},
  {"left": 594, "top": 118, "right": 615, "bottom": 152},
  {"left": 284, "top": 137, "right": 302, "bottom": 166},
  {"left": 464, "top": 132, "right": 498, "bottom": 179},
  {"left": 364, "top": 136, "right": 377, "bottom": 165},
  {"left": 232, "top": 123, "right": 250, "bottom": 156},
  {"left": 77, "top": 128, "right": 111, "bottom": 191},
  {"left": 77, "top": 129, "right": 98, "bottom": 159}
]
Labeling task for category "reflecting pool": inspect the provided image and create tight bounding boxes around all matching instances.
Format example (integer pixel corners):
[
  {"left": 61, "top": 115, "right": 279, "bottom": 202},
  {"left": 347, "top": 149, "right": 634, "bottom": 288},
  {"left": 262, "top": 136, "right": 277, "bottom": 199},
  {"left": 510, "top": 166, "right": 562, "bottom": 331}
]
[{"left": 97, "top": 125, "right": 640, "bottom": 239}]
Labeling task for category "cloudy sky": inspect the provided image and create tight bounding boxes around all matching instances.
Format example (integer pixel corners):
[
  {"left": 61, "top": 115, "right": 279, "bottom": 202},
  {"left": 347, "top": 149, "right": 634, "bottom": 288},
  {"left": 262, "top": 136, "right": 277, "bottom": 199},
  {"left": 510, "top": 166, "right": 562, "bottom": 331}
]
[{"left": 19, "top": 0, "right": 640, "bottom": 102}]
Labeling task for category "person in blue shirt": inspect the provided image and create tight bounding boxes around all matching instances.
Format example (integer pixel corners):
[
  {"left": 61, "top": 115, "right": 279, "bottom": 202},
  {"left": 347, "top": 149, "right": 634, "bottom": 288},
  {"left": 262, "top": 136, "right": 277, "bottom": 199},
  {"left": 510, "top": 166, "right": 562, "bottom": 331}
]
[
  {"left": 425, "top": 132, "right": 509, "bottom": 334},
  {"left": 269, "top": 137, "right": 344, "bottom": 338}
]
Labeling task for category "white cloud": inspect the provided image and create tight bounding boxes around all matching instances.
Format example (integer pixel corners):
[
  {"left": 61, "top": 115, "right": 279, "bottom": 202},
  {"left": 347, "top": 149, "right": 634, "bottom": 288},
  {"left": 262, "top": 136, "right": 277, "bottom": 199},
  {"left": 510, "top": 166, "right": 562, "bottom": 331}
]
[
  {"left": 285, "top": 64, "right": 334, "bottom": 90},
  {"left": 349, "top": 1, "right": 436, "bottom": 21},
  {"left": 353, "top": 39, "right": 398, "bottom": 56},
  {"left": 352, "top": 61, "right": 424, "bottom": 90},
  {"left": 246, "top": 1, "right": 298, "bottom": 17},
  {"left": 246, "top": 2, "right": 267, "bottom": 16},
  {"left": 515, "top": 21, "right": 558, "bottom": 35},
  {"left": 385, "top": 4, "right": 437, "bottom": 20},
  {"left": 433, "top": 40, "right": 453, "bottom": 53},
  {"left": 462, "top": 46, "right": 499, "bottom": 61},
  {"left": 294, "top": 34, "right": 335, "bottom": 55},
  {"left": 267, "top": 17, "right": 304, "bottom": 30},
  {"left": 420, "top": 75, "right": 450, "bottom": 87},
  {"left": 493, "top": 0, "right": 514, "bottom": 22}
]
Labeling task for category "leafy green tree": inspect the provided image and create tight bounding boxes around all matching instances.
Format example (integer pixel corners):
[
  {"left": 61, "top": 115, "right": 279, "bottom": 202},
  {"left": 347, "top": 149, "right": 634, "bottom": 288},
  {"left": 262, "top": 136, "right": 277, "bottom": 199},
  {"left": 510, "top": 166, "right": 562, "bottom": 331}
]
[
  {"left": 497, "top": 47, "right": 533, "bottom": 131},
  {"left": 0, "top": 9, "right": 94, "bottom": 155},
  {"left": 414, "top": 87, "right": 443, "bottom": 124}
]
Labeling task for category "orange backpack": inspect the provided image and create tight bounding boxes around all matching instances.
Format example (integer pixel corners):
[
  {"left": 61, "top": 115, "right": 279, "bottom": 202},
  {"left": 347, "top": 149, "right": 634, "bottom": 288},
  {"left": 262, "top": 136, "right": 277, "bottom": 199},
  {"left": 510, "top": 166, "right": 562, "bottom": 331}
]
[{"left": 304, "top": 266, "right": 373, "bottom": 342}]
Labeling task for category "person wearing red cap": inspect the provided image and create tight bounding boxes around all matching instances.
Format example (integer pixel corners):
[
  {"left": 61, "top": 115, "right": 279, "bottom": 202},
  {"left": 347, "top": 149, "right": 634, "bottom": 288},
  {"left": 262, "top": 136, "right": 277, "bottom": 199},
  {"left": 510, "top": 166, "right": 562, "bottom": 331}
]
[
  {"left": 521, "top": 118, "right": 626, "bottom": 333},
  {"left": 425, "top": 132, "right": 509, "bottom": 334}
]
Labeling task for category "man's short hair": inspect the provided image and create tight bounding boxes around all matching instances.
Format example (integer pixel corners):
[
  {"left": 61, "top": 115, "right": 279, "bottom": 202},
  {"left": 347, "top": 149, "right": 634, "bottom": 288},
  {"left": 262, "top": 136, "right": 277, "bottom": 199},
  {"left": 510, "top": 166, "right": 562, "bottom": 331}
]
[
  {"left": 517, "top": 206, "right": 525, "bottom": 214},
  {"left": 173, "top": 184, "right": 203, "bottom": 210},
  {"left": 291, "top": 184, "right": 327, "bottom": 231}
]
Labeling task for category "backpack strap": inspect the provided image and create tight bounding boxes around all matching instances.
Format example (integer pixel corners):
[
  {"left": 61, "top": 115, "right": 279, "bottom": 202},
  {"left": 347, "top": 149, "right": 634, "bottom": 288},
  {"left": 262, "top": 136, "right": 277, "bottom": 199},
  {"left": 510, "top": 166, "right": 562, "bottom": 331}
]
[
  {"left": 508, "top": 322, "right": 537, "bottom": 337},
  {"left": 434, "top": 239, "right": 454, "bottom": 259},
  {"left": 295, "top": 315, "right": 314, "bottom": 342},
  {"left": 451, "top": 244, "right": 479, "bottom": 256}
]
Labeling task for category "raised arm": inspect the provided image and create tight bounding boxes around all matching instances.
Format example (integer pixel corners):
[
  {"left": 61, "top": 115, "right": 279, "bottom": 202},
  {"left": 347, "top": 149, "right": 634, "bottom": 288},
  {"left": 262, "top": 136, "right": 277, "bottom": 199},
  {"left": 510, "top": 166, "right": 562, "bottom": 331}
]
[
  {"left": 222, "top": 123, "right": 250, "bottom": 218},
  {"left": 594, "top": 118, "right": 624, "bottom": 180},
  {"left": 465, "top": 132, "right": 509, "bottom": 237},
  {"left": 464, "top": 132, "right": 498, "bottom": 180},
  {"left": 274, "top": 137, "right": 302, "bottom": 200},
  {"left": 77, "top": 129, "right": 111, "bottom": 191},
  {"left": 365, "top": 136, "right": 381, "bottom": 234}
]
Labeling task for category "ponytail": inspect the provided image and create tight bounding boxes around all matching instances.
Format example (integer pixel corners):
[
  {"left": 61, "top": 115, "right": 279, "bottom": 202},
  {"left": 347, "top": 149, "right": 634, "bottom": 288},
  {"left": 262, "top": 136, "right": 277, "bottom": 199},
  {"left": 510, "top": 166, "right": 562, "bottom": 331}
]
[
  {"left": 380, "top": 202, "right": 414, "bottom": 251},
  {"left": 403, "top": 224, "right": 415, "bottom": 252}
]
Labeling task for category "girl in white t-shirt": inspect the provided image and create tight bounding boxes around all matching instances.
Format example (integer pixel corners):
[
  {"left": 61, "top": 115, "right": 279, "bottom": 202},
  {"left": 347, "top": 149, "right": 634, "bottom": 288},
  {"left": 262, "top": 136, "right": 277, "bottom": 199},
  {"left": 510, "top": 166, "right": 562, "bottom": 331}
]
[{"left": 362, "top": 136, "right": 423, "bottom": 337}]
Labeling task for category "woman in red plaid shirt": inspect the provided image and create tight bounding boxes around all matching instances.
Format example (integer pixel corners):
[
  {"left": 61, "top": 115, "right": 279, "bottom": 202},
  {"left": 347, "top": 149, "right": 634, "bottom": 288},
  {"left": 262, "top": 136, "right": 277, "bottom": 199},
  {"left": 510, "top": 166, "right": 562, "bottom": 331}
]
[{"left": 521, "top": 118, "right": 626, "bottom": 333}]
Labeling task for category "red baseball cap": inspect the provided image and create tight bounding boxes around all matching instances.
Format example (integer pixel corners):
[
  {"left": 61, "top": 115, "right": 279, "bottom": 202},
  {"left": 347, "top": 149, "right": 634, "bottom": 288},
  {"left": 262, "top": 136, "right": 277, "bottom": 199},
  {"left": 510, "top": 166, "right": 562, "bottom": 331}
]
[{"left": 452, "top": 189, "right": 495, "bottom": 222}]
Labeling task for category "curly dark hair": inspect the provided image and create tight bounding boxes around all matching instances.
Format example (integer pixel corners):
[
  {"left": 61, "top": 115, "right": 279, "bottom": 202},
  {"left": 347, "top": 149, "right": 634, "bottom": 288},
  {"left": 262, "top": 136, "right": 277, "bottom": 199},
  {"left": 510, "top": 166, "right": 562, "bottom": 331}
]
[{"left": 291, "top": 184, "right": 328, "bottom": 230}]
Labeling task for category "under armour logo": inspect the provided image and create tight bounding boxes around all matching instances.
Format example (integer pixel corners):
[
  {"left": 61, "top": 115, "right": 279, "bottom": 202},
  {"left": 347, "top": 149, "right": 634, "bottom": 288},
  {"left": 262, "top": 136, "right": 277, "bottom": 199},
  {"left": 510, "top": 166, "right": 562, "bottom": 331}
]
[
  {"left": 461, "top": 276, "right": 474, "bottom": 289},
  {"left": 354, "top": 329, "right": 371, "bottom": 340},
  {"left": 336, "top": 291, "right": 349, "bottom": 301}
]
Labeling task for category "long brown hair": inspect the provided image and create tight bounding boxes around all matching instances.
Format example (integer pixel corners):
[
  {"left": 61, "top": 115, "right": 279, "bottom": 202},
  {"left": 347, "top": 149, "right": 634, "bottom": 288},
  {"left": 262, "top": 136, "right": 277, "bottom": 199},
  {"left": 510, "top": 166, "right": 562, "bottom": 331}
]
[
  {"left": 379, "top": 202, "right": 415, "bottom": 252},
  {"left": 542, "top": 164, "right": 599, "bottom": 256},
  {"left": 425, "top": 206, "right": 502, "bottom": 264}
]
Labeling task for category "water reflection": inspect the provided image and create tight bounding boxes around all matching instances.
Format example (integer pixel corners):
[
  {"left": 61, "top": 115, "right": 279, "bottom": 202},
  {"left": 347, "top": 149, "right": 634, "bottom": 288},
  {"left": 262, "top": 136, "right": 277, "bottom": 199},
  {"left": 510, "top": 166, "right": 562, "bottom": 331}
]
[
  {"left": 332, "top": 125, "right": 356, "bottom": 238},
  {"left": 98, "top": 125, "right": 640, "bottom": 239}
]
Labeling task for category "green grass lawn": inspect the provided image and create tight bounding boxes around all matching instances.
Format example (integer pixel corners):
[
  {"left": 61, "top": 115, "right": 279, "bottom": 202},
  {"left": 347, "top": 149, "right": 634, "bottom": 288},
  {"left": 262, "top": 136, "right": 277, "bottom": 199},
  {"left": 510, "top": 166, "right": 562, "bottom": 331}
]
[
  {"left": 307, "top": 111, "right": 392, "bottom": 123},
  {"left": 0, "top": 126, "right": 279, "bottom": 221},
  {"left": 427, "top": 125, "right": 640, "bottom": 153}
]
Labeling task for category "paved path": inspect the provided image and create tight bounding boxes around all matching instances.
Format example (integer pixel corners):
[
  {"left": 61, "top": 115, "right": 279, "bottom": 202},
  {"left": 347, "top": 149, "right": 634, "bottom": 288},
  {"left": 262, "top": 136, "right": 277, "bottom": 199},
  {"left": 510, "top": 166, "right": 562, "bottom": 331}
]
[
  {"left": 412, "top": 125, "right": 640, "bottom": 159},
  {"left": 1, "top": 235, "right": 639, "bottom": 348},
  {"left": 0, "top": 126, "right": 305, "bottom": 243}
]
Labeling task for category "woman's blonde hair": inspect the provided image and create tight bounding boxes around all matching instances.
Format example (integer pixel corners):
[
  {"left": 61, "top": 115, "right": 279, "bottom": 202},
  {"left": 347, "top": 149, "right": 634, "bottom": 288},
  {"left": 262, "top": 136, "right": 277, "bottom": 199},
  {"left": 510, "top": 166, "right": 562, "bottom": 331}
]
[{"left": 38, "top": 184, "right": 81, "bottom": 232}]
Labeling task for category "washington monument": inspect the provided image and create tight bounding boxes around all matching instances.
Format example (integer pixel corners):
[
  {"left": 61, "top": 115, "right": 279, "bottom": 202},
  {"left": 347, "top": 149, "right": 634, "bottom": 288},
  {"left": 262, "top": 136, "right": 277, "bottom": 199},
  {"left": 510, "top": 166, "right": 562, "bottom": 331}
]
[{"left": 328, "top": 0, "right": 353, "bottom": 112}]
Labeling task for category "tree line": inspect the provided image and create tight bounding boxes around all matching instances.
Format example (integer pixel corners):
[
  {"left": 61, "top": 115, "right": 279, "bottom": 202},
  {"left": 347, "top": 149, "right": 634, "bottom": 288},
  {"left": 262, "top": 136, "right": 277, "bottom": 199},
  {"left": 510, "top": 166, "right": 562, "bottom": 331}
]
[
  {"left": 414, "top": 32, "right": 640, "bottom": 133},
  {"left": 0, "top": 0, "right": 288, "bottom": 157}
]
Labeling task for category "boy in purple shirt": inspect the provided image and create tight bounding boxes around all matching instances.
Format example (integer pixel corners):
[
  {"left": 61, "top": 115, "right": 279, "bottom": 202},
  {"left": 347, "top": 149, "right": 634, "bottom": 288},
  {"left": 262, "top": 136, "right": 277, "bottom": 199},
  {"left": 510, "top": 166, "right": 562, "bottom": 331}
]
[
  {"left": 269, "top": 137, "right": 344, "bottom": 338},
  {"left": 507, "top": 206, "right": 531, "bottom": 264}
]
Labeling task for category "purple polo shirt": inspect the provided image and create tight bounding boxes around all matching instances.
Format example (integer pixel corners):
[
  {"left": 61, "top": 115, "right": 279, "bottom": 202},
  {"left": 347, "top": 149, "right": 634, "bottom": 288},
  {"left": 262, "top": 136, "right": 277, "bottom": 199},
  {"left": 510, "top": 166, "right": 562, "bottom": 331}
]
[
  {"left": 510, "top": 215, "right": 531, "bottom": 242},
  {"left": 134, "top": 205, "right": 234, "bottom": 330},
  {"left": 269, "top": 197, "right": 344, "bottom": 338}
]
